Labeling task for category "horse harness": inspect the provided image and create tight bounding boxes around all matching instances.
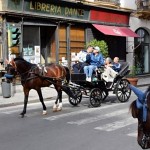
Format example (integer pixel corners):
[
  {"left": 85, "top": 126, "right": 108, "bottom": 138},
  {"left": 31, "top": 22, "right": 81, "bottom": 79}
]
[{"left": 17, "top": 64, "right": 63, "bottom": 85}]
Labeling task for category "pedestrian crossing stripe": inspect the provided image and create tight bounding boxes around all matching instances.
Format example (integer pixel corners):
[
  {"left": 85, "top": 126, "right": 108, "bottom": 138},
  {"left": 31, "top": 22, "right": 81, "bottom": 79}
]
[
  {"left": 94, "top": 117, "right": 137, "bottom": 131},
  {"left": 67, "top": 108, "right": 129, "bottom": 125},
  {"left": 44, "top": 103, "right": 124, "bottom": 121},
  {"left": 127, "top": 131, "right": 137, "bottom": 137}
]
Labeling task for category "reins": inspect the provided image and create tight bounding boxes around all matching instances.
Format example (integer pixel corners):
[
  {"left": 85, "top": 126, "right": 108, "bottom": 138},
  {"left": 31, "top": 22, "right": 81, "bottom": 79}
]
[{"left": 13, "top": 60, "right": 65, "bottom": 84}]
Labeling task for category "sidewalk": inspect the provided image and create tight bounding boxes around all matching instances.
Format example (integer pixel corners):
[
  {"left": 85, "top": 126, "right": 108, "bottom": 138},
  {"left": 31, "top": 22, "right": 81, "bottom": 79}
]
[
  {"left": 0, "top": 76, "right": 150, "bottom": 107},
  {"left": 0, "top": 85, "right": 67, "bottom": 107}
]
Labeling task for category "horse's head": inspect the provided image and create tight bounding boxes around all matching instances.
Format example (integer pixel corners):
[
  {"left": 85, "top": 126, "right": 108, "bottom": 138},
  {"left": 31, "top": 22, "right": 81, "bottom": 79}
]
[
  {"left": 4, "top": 59, "right": 17, "bottom": 81},
  {"left": 130, "top": 87, "right": 150, "bottom": 149}
]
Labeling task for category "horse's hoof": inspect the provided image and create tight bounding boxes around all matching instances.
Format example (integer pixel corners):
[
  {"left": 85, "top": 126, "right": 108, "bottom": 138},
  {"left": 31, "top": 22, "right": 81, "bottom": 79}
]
[
  {"left": 53, "top": 104, "right": 58, "bottom": 112},
  {"left": 42, "top": 110, "right": 47, "bottom": 115},
  {"left": 53, "top": 108, "right": 57, "bottom": 112},
  {"left": 56, "top": 107, "right": 62, "bottom": 111},
  {"left": 20, "top": 113, "right": 25, "bottom": 118}
]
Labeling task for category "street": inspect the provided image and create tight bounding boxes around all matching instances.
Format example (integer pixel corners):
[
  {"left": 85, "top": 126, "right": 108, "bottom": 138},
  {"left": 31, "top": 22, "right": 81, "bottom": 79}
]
[{"left": 0, "top": 88, "right": 146, "bottom": 150}]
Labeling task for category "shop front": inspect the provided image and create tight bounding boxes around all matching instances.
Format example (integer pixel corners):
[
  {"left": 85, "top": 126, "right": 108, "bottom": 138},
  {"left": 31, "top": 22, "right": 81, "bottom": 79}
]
[{"left": 0, "top": 0, "right": 139, "bottom": 67}]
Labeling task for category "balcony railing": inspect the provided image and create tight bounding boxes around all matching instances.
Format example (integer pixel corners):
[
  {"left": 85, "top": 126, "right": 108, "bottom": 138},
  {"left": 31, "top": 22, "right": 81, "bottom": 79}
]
[
  {"left": 74, "top": 0, "right": 120, "bottom": 7},
  {"left": 94, "top": 0, "right": 120, "bottom": 5},
  {"left": 134, "top": 0, "right": 150, "bottom": 20}
]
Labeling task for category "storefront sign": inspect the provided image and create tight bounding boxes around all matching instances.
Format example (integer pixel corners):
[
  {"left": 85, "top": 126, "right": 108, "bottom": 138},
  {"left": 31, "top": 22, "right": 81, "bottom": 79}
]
[
  {"left": 90, "top": 9, "right": 129, "bottom": 25},
  {"left": 25, "top": 1, "right": 89, "bottom": 20},
  {"left": 7, "top": 0, "right": 89, "bottom": 20}
]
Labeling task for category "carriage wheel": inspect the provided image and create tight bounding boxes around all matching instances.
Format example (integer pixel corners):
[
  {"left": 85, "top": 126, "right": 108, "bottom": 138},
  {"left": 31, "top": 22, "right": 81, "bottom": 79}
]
[
  {"left": 89, "top": 88, "right": 102, "bottom": 107},
  {"left": 69, "top": 89, "right": 82, "bottom": 106},
  {"left": 116, "top": 79, "right": 131, "bottom": 102}
]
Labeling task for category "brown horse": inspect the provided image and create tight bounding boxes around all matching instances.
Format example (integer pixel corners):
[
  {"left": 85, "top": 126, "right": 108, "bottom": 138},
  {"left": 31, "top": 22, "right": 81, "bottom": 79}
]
[
  {"left": 130, "top": 86, "right": 150, "bottom": 149},
  {"left": 6, "top": 57, "right": 70, "bottom": 118}
]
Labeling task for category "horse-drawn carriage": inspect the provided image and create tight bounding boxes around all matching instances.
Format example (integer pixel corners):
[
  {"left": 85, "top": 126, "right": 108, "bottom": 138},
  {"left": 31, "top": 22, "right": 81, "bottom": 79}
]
[
  {"left": 67, "top": 61, "right": 131, "bottom": 107},
  {"left": 5, "top": 57, "right": 131, "bottom": 117}
]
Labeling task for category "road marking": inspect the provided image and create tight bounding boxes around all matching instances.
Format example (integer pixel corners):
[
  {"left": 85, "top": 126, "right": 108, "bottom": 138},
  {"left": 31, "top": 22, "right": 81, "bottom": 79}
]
[
  {"left": 127, "top": 131, "right": 137, "bottom": 137},
  {"left": 95, "top": 117, "right": 137, "bottom": 131},
  {"left": 67, "top": 108, "right": 129, "bottom": 125},
  {"left": 1, "top": 98, "right": 69, "bottom": 114},
  {"left": 44, "top": 103, "right": 125, "bottom": 121}
]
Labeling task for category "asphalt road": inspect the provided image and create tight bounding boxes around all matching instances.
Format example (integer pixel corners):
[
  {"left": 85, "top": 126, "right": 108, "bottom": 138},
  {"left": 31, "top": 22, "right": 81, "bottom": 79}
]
[{"left": 0, "top": 87, "right": 146, "bottom": 150}]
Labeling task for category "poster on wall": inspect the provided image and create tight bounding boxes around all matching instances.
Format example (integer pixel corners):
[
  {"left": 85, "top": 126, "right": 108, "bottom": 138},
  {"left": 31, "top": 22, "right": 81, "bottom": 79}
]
[
  {"left": 23, "top": 47, "right": 33, "bottom": 56},
  {"left": 34, "top": 46, "right": 40, "bottom": 64}
]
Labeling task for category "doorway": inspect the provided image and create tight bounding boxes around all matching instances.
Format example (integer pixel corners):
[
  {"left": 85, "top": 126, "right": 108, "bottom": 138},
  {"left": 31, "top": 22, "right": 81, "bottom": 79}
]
[{"left": 135, "top": 28, "right": 150, "bottom": 74}]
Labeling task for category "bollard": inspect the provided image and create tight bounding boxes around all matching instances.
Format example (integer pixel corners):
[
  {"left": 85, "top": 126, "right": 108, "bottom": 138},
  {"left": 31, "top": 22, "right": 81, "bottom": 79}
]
[{"left": 1, "top": 78, "right": 11, "bottom": 98}]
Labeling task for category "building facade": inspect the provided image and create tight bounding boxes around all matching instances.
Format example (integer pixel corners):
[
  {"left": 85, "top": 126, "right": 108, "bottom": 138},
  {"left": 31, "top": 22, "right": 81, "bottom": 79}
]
[
  {"left": 121, "top": 0, "right": 150, "bottom": 75},
  {"left": 0, "top": 0, "right": 139, "bottom": 68}
]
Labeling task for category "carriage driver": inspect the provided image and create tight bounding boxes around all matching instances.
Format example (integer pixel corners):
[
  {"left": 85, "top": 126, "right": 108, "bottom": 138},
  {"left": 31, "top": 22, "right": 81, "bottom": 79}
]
[
  {"left": 72, "top": 45, "right": 94, "bottom": 73},
  {"left": 84, "top": 46, "right": 104, "bottom": 82}
]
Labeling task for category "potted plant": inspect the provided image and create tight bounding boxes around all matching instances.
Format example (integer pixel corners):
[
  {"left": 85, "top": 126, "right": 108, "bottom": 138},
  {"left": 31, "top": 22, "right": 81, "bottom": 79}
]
[
  {"left": 126, "top": 66, "right": 139, "bottom": 86},
  {"left": 86, "top": 39, "right": 109, "bottom": 58}
]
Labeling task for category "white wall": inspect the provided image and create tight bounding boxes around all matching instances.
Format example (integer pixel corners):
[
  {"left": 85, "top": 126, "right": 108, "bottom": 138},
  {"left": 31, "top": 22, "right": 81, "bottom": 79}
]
[
  {"left": 130, "top": 17, "right": 150, "bottom": 30},
  {"left": 127, "top": 16, "right": 150, "bottom": 66},
  {"left": 120, "top": 0, "right": 137, "bottom": 10}
]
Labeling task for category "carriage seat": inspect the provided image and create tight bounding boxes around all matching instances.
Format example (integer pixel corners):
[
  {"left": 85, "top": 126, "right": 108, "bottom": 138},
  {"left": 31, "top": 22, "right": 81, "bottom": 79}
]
[{"left": 71, "top": 73, "right": 86, "bottom": 82}]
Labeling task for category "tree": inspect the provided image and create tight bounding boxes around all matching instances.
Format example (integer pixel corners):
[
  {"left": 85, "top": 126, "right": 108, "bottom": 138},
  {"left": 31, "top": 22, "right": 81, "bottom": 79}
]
[{"left": 86, "top": 39, "right": 109, "bottom": 58}]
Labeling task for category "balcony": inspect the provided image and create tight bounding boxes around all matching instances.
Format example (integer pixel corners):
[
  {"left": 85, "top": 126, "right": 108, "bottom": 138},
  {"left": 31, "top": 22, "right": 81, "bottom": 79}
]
[
  {"left": 74, "top": 0, "right": 120, "bottom": 8},
  {"left": 134, "top": 0, "right": 150, "bottom": 19}
]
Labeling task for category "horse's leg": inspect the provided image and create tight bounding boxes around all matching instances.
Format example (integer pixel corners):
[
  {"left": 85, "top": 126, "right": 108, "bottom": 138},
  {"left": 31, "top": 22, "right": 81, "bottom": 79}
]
[
  {"left": 37, "top": 89, "right": 47, "bottom": 115},
  {"left": 53, "top": 84, "right": 63, "bottom": 112},
  {"left": 53, "top": 95, "right": 59, "bottom": 112},
  {"left": 56, "top": 89, "right": 63, "bottom": 111},
  {"left": 20, "top": 88, "right": 30, "bottom": 118}
]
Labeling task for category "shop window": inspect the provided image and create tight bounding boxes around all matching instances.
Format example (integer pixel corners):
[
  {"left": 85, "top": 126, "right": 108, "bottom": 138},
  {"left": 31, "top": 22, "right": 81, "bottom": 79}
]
[{"left": 23, "top": 26, "right": 40, "bottom": 63}]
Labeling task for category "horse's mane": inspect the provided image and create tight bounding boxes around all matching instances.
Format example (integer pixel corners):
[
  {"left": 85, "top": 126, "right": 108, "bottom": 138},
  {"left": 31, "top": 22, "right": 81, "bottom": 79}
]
[{"left": 14, "top": 57, "right": 35, "bottom": 68}]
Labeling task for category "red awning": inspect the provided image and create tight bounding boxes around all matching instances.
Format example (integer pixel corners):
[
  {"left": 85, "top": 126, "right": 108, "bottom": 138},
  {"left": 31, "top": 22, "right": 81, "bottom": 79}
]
[{"left": 93, "top": 24, "right": 139, "bottom": 37}]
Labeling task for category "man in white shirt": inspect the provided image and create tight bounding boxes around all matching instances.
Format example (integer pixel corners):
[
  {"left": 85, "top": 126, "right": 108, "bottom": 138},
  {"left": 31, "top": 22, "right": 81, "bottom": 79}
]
[{"left": 72, "top": 45, "right": 94, "bottom": 73}]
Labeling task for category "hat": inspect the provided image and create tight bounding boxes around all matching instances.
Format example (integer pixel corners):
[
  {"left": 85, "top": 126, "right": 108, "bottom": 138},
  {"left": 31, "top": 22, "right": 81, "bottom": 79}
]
[
  {"left": 106, "top": 57, "right": 112, "bottom": 63},
  {"left": 94, "top": 46, "right": 100, "bottom": 52}
]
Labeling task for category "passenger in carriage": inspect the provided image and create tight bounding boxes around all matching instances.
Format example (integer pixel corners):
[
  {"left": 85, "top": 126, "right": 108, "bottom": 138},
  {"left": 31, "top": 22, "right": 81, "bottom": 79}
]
[
  {"left": 102, "top": 57, "right": 121, "bottom": 86},
  {"left": 112, "top": 57, "right": 121, "bottom": 72},
  {"left": 84, "top": 46, "right": 104, "bottom": 82},
  {"left": 72, "top": 45, "right": 94, "bottom": 73}
]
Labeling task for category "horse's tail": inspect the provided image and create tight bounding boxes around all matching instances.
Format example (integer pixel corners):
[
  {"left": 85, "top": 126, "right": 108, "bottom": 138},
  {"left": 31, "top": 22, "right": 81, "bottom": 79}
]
[{"left": 64, "top": 66, "right": 70, "bottom": 84}]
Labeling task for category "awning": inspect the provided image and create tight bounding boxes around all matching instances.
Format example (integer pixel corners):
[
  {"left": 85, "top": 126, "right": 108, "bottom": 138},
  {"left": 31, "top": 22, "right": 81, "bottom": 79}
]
[{"left": 93, "top": 24, "right": 139, "bottom": 37}]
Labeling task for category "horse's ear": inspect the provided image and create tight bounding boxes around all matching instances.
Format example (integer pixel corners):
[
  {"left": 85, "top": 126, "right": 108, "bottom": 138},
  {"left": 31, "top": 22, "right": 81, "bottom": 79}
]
[{"left": 130, "top": 101, "right": 139, "bottom": 118}]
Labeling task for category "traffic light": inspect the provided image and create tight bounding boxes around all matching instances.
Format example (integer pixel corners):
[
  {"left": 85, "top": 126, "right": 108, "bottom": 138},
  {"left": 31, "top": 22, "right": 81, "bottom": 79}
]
[{"left": 8, "top": 26, "right": 21, "bottom": 47}]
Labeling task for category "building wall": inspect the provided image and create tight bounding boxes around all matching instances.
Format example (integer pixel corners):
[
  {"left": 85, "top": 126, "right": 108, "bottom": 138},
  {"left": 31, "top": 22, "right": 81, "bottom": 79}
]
[
  {"left": 120, "top": 0, "right": 137, "bottom": 10},
  {"left": 120, "top": 0, "right": 150, "bottom": 69},
  {"left": 0, "top": 0, "right": 2, "bottom": 11},
  {"left": 130, "top": 17, "right": 150, "bottom": 30}
]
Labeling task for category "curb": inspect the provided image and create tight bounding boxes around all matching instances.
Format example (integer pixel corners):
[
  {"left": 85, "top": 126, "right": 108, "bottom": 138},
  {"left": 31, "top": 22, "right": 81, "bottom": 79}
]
[{"left": 0, "top": 95, "right": 69, "bottom": 108}]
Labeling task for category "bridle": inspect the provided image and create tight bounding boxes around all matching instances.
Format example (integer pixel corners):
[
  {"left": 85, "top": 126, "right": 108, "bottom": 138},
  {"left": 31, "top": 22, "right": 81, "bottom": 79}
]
[
  {"left": 9, "top": 60, "right": 64, "bottom": 84},
  {"left": 9, "top": 60, "right": 40, "bottom": 83}
]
